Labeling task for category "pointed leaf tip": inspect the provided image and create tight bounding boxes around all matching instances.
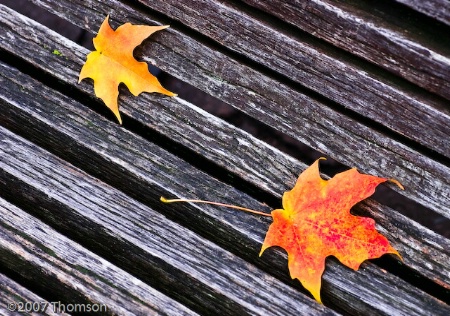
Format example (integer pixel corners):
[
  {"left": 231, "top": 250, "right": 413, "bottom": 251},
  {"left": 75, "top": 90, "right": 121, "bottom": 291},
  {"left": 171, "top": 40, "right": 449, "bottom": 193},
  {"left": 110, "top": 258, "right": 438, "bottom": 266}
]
[
  {"left": 78, "top": 17, "right": 175, "bottom": 123},
  {"left": 260, "top": 158, "right": 400, "bottom": 303},
  {"left": 388, "top": 178, "right": 404, "bottom": 190}
]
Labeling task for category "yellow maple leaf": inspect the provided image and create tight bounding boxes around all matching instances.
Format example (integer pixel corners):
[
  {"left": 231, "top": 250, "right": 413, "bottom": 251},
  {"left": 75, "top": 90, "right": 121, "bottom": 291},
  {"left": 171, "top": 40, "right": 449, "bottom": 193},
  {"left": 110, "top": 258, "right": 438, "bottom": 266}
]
[{"left": 79, "top": 16, "right": 176, "bottom": 124}]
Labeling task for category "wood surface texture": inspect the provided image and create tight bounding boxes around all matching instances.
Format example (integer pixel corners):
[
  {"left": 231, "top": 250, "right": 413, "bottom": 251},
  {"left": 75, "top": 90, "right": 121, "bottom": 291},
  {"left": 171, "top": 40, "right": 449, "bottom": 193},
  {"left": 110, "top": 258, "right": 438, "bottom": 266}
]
[
  {"left": 23, "top": 0, "right": 450, "bottom": 218},
  {"left": 392, "top": 0, "right": 450, "bottom": 26},
  {"left": 0, "top": 0, "right": 449, "bottom": 315}
]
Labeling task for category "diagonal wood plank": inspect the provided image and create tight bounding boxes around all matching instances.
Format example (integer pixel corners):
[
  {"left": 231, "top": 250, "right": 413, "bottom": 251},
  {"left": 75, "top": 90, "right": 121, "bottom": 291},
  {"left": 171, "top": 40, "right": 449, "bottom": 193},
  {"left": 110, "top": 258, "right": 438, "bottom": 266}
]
[
  {"left": 0, "top": 128, "right": 338, "bottom": 315},
  {"left": 1, "top": 4, "right": 449, "bottom": 220},
  {"left": 0, "top": 273, "right": 58, "bottom": 315},
  {"left": 0, "top": 199, "right": 199, "bottom": 316},
  {"left": 239, "top": 0, "right": 450, "bottom": 99},
  {"left": 392, "top": 0, "right": 450, "bottom": 26},
  {"left": 1, "top": 8, "right": 450, "bottom": 294},
  {"left": 1, "top": 60, "right": 449, "bottom": 313},
  {"left": 26, "top": 0, "right": 450, "bottom": 159}
]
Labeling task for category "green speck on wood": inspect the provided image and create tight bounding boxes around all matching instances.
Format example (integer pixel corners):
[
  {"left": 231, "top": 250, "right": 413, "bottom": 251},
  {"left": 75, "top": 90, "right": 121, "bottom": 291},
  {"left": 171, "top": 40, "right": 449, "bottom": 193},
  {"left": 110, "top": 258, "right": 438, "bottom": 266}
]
[{"left": 52, "top": 49, "right": 63, "bottom": 56}]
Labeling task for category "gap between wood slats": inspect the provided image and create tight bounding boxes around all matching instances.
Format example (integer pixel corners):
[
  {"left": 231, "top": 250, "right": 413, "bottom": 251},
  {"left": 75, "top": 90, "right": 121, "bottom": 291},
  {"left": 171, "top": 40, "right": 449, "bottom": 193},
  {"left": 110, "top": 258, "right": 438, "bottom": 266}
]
[
  {"left": 234, "top": 0, "right": 450, "bottom": 96},
  {"left": 344, "top": 0, "right": 450, "bottom": 52},
  {"left": 3, "top": 71, "right": 450, "bottom": 314},
  {"left": 0, "top": 8, "right": 449, "bottom": 240},
  {"left": 23, "top": 0, "right": 450, "bottom": 161},
  {"left": 14, "top": 0, "right": 450, "bottom": 217},
  {"left": 125, "top": 0, "right": 450, "bottom": 165},
  {"left": 392, "top": 0, "right": 450, "bottom": 26},
  {"left": 2, "top": 1, "right": 450, "bottom": 310},
  {"left": 2, "top": 48, "right": 449, "bottom": 241},
  {"left": 2, "top": 53, "right": 450, "bottom": 308}
]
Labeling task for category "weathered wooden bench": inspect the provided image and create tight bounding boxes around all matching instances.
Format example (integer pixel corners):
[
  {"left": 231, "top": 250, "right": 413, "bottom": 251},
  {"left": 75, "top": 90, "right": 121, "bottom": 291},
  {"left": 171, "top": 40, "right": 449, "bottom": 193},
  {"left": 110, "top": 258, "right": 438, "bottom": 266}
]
[{"left": 1, "top": 0, "right": 449, "bottom": 315}]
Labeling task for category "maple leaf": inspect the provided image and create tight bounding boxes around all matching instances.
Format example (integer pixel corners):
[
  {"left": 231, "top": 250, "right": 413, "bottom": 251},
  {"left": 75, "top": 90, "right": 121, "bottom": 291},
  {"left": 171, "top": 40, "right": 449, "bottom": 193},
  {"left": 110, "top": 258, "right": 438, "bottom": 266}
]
[
  {"left": 260, "top": 158, "right": 401, "bottom": 303},
  {"left": 79, "top": 16, "right": 176, "bottom": 124}
]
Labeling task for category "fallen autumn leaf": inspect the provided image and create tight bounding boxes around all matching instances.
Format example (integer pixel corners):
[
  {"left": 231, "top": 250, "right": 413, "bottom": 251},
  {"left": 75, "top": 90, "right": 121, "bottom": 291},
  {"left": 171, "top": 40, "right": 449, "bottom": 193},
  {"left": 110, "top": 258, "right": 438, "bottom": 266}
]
[{"left": 79, "top": 16, "right": 176, "bottom": 124}]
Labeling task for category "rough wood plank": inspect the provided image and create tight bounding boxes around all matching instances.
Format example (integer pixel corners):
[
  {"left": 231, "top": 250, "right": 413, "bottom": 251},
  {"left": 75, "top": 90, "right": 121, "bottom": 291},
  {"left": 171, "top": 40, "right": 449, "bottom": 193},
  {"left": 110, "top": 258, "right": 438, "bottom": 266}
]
[
  {"left": 1, "top": 9, "right": 450, "bottom": 294},
  {"left": 1, "top": 5, "right": 449, "bottom": 221},
  {"left": 135, "top": 0, "right": 450, "bottom": 136},
  {"left": 1, "top": 42, "right": 450, "bottom": 297},
  {"left": 0, "top": 199, "right": 199, "bottom": 316},
  {"left": 26, "top": 0, "right": 450, "bottom": 160},
  {"left": 0, "top": 129, "right": 338, "bottom": 316},
  {"left": 393, "top": 0, "right": 450, "bottom": 26},
  {"left": 1, "top": 63, "right": 449, "bottom": 314},
  {"left": 239, "top": 0, "right": 450, "bottom": 99},
  {"left": 0, "top": 273, "right": 59, "bottom": 316}
]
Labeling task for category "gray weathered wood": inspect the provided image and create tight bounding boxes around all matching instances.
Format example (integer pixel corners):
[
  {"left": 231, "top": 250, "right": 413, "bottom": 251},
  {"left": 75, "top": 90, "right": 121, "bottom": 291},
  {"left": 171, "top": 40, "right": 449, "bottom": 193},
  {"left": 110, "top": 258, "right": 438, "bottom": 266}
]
[
  {"left": 0, "top": 128, "right": 339, "bottom": 315},
  {"left": 0, "top": 273, "right": 59, "bottom": 316},
  {"left": 1, "top": 2, "right": 450, "bottom": 315},
  {"left": 1, "top": 4, "right": 449, "bottom": 221},
  {"left": 1, "top": 62, "right": 449, "bottom": 314},
  {"left": 27, "top": 0, "right": 450, "bottom": 160},
  {"left": 239, "top": 0, "right": 450, "bottom": 99},
  {"left": 393, "top": 0, "right": 450, "bottom": 26},
  {"left": 1, "top": 9, "right": 450, "bottom": 293},
  {"left": 0, "top": 199, "right": 199, "bottom": 316},
  {"left": 1, "top": 41, "right": 449, "bottom": 296}
]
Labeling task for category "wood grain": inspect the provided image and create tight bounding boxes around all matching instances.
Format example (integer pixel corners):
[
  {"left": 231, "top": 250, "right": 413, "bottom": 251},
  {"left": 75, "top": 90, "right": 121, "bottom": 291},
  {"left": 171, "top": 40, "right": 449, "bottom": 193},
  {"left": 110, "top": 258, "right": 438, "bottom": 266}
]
[
  {"left": 1, "top": 4, "right": 449, "bottom": 220},
  {"left": 27, "top": 0, "right": 450, "bottom": 160},
  {"left": 392, "top": 0, "right": 450, "bottom": 26},
  {"left": 0, "top": 273, "right": 58, "bottom": 315},
  {"left": 1, "top": 2, "right": 450, "bottom": 314},
  {"left": 1, "top": 62, "right": 450, "bottom": 314},
  {"left": 1, "top": 7, "right": 450, "bottom": 292},
  {"left": 239, "top": 0, "right": 450, "bottom": 99},
  {"left": 0, "top": 199, "right": 199, "bottom": 316},
  {"left": 0, "top": 129, "right": 338, "bottom": 315}
]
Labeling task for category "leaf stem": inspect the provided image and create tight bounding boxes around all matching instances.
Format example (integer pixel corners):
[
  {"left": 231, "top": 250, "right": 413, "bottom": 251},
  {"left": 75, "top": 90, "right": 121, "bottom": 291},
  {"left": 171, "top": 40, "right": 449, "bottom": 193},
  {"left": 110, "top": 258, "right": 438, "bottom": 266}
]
[
  {"left": 388, "top": 178, "right": 404, "bottom": 190},
  {"left": 160, "top": 197, "right": 272, "bottom": 217}
]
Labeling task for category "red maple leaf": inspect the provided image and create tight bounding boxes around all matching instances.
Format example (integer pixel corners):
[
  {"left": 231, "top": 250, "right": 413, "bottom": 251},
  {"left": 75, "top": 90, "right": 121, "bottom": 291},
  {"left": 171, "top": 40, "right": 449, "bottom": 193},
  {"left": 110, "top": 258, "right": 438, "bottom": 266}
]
[{"left": 260, "top": 158, "right": 401, "bottom": 303}]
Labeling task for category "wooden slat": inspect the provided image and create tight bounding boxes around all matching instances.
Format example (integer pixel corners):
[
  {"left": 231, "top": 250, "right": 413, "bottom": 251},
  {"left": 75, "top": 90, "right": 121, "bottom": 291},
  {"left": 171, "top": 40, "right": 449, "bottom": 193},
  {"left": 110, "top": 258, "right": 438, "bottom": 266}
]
[
  {"left": 392, "top": 0, "right": 450, "bottom": 26},
  {"left": 1, "top": 59, "right": 450, "bottom": 314},
  {"left": 1, "top": 7, "right": 450, "bottom": 294},
  {"left": 0, "top": 198, "right": 199, "bottom": 316},
  {"left": 0, "top": 273, "right": 59, "bottom": 316},
  {"left": 1, "top": 4, "right": 449, "bottom": 221},
  {"left": 239, "top": 0, "right": 450, "bottom": 99},
  {"left": 0, "top": 41, "right": 445, "bottom": 296},
  {"left": 136, "top": 0, "right": 450, "bottom": 139},
  {"left": 28, "top": 0, "right": 450, "bottom": 160},
  {"left": 0, "top": 128, "right": 337, "bottom": 315}
]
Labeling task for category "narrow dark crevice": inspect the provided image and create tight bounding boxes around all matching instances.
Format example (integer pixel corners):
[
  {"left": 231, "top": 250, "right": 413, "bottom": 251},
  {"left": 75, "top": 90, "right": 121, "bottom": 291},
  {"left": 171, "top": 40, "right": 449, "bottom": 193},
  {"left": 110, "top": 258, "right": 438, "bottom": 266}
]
[
  {"left": 7, "top": 0, "right": 450, "bottom": 166},
  {"left": 371, "top": 186, "right": 450, "bottom": 238},
  {"left": 2, "top": 44, "right": 449, "bottom": 239},
  {"left": 341, "top": 0, "right": 450, "bottom": 55},
  {"left": 160, "top": 72, "right": 450, "bottom": 239},
  {"left": 371, "top": 255, "right": 450, "bottom": 305},
  {"left": 0, "top": 177, "right": 240, "bottom": 316},
  {"left": 0, "top": 261, "right": 110, "bottom": 315},
  {"left": 2, "top": 1, "right": 450, "bottom": 306},
  {"left": 2, "top": 52, "right": 450, "bottom": 308},
  {"left": 228, "top": 0, "right": 450, "bottom": 108},
  {"left": 0, "top": 54, "right": 277, "bottom": 209},
  {"left": 233, "top": 0, "right": 450, "bottom": 56},
  {"left": 123, "top": 0, "right": 450, "bottom": 167},
  {"left": 1, "top": 0, "right": 93, "bottom": 48},
  {"left": 120, "top": 115, "right": 281, "bottom": 209}
]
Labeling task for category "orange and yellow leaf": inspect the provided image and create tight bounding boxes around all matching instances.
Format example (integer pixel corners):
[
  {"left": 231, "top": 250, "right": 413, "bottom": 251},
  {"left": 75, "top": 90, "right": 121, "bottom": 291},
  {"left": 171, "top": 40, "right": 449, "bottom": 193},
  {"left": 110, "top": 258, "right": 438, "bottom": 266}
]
[
  {"left": 79, "top": 16, "right": 176, "bottom": 124},
  {"left": 260, "top": 158, "right": 400, "bottom": 303}
]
